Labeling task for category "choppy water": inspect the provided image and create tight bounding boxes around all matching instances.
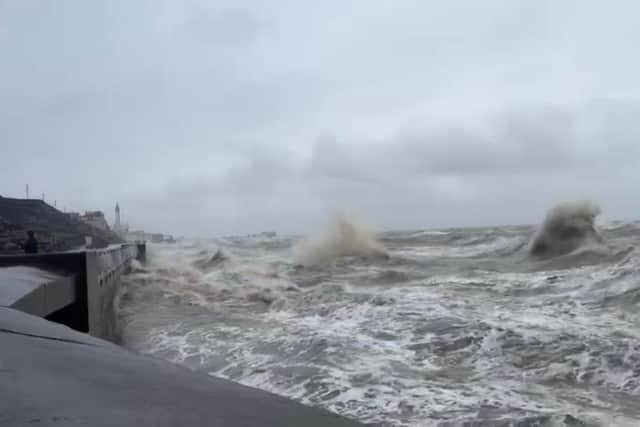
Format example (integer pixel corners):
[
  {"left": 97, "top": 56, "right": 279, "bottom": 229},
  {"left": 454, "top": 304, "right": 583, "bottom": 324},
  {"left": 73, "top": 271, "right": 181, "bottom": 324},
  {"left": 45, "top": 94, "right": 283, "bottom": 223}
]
[{"left": 117, "top": 222, "right": 640, "bottom": 426}]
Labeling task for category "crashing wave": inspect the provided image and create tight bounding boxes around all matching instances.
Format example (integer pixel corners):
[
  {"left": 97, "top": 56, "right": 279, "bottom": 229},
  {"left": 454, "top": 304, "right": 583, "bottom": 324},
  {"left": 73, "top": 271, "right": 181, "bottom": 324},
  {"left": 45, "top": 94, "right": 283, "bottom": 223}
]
[
  {"left": 192, "top": 249, "right": 229, "bottom": 270},
  {"left": 293, "top": 212, "right": 389, "bottom": 266},
  {"left": 529, "top": 201, "right": 605, "bottom": 258}
]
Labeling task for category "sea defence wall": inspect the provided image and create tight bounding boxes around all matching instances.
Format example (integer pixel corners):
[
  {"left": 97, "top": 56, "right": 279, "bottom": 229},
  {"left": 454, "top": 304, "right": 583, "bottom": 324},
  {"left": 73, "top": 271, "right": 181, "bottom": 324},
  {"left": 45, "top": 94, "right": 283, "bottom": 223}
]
[{"left": 0, "top": 242, "right": 144, "bottom": 340}]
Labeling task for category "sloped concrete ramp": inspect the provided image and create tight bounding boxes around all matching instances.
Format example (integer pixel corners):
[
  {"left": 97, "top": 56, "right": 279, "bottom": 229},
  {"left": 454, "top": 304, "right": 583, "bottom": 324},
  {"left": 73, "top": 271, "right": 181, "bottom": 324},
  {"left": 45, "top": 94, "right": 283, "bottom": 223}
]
[{"left": 0, "top": 308, "right": 365, "bottom": 427}]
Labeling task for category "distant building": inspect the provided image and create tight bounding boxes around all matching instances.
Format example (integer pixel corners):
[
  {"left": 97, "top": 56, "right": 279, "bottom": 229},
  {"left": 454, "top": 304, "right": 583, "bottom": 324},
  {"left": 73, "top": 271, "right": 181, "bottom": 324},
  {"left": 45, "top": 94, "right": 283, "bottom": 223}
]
[
  {"left": 124, "top": 230, "right": 145, "bottom": 242},
  {"left": 122, "top": 229, "right": 175, "bottom": 244},
  {"left": 81, "top": 211, "right": 110, "bottom": 231},
  {"left": 247, "top": 231, "right": 277, "bottom": 238}
]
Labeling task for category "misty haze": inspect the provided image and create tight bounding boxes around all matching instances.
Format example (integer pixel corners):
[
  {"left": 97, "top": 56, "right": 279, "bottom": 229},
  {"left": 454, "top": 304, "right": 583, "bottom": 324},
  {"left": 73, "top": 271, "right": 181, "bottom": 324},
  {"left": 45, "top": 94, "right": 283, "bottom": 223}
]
[{"left": 2, "top": 1, "right": 640, "bottom": 426}]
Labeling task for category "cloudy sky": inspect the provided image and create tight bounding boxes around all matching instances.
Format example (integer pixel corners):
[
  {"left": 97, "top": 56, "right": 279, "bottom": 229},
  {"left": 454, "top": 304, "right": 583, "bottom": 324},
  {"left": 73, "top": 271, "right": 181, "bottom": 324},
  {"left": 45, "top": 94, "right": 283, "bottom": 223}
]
[{"left": 2, "top": 0, "right": 640, "bottom": 236}]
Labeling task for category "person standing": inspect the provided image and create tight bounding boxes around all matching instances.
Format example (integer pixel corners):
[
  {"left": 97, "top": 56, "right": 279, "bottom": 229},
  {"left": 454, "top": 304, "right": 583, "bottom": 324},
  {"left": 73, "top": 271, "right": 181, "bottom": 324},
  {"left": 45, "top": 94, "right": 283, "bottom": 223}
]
[{"left": 23, "top": 230, "right": 38, "bottom": 254}]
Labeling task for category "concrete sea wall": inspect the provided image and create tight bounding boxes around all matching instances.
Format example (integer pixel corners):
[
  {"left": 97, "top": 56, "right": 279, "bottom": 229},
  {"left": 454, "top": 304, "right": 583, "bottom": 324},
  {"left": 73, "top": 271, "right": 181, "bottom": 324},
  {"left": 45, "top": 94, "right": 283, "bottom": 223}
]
[{"left": 0, "top": 243, "right": 144, "bottom": 340}]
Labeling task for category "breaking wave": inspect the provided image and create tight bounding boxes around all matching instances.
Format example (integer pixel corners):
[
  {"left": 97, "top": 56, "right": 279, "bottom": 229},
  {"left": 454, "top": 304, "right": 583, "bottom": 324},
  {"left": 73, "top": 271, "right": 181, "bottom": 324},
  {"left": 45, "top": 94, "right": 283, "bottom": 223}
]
[
  {"left": 192, "top": 249, "right": 229, "bottom": 271},
  {"left": 529, "top": 201, "right": 606, "bottom": 258},
  {"left": 293, "top": 213, "right": 389, "bottom": 266}
]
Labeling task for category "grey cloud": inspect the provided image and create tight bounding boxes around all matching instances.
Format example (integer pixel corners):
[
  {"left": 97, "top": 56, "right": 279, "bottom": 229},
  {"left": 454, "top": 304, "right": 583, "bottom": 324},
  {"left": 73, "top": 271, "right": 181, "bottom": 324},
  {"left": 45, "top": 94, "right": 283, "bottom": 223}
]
[
  {"left": 119, "top": 100, "right": 640, "bottom": 235},
  {"left": 306, "top": 103, "right": 637, "bottom": 183},
  {"left": 388, "top": 107, "right": 575, "bottom": 176},
  {"left": 186, "top": 6, "right": 265, "bottom": 46},
  {"left": 3, "top": 1, "right": 640, "bottom": 235}
]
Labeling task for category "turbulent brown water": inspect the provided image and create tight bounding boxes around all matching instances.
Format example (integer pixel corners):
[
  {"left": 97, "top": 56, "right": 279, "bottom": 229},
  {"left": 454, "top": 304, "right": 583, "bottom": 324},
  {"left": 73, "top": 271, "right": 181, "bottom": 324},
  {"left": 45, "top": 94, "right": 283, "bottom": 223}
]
[{"left": 117, "top": 217, "right": 640, "bottom": 426}]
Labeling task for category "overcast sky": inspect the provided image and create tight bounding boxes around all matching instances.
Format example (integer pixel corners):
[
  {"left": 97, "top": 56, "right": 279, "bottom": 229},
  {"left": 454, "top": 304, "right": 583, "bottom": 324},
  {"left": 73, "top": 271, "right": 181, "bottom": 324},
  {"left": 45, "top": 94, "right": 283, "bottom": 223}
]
[{"left": 2, "top": 0, "right": 640, "bottom": 236}]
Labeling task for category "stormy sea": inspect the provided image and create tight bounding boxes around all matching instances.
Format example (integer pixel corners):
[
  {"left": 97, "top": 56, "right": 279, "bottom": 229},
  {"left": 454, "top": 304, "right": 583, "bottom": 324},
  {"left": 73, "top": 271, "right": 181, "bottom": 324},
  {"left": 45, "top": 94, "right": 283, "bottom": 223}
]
[{"left": 117, "top": 203, "right": 640, "bottom": 426}]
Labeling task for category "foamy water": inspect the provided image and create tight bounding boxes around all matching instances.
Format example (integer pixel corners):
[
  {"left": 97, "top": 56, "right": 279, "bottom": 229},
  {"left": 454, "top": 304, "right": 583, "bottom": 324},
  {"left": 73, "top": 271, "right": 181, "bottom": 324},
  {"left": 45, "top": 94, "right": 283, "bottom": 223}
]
[{"left": 118, "top": 220, "right": 640, "bottom": 426}]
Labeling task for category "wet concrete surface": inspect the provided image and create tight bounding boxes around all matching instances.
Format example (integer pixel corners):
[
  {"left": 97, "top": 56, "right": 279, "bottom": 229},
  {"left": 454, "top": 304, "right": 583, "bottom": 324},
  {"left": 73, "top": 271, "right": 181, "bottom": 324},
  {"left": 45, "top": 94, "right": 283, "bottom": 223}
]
[
  {"left": 0, "top": 307, "right": 365, "bottom": 427},
  {"left": 0, "top": 266, "right": 76, "bottom": 317}
]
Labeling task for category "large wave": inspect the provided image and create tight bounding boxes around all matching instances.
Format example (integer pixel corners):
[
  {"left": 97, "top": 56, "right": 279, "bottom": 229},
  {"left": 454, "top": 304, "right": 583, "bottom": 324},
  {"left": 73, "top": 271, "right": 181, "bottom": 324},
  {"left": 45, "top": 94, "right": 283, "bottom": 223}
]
[
  {"left": 192, "top": 249, "right": 229, "bottom": 271},
  {"left": 529, "top": 201, "right": 605, "bottom": 258},
  {"left": 293, "top": 212, "right": 389, "bottom": 266}
]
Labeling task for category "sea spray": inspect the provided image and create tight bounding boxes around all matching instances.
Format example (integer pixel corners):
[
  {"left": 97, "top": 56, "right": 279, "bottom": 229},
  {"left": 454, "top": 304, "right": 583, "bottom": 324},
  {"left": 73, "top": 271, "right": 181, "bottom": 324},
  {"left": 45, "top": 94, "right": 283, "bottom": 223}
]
[
  {"left": 293, "top": 212, "right": 388, "bottom": 266},
  {"left": 530, "top": 200, "right": 605, "bottom": 258}
]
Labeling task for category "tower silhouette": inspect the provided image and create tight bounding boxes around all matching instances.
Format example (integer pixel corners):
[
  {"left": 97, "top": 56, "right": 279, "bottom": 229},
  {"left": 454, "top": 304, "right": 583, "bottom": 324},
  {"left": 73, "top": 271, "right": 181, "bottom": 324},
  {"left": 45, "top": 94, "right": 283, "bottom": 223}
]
[{"left": 115, "top": 203, "right": 121, "bottom": 232}]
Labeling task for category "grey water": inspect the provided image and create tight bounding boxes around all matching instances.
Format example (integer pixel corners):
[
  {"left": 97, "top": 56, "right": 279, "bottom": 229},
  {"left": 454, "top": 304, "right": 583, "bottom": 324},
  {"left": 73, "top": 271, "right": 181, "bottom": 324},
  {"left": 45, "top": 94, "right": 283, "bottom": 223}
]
[{"left": 117, "top": 219, "right": 640, "bottom": 426}]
